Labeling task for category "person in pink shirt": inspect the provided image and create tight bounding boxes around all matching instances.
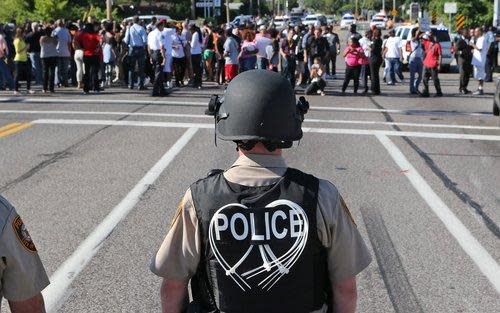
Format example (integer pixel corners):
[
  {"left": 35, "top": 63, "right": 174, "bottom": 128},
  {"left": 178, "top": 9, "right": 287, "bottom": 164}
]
[{"left": 342, "top": 36, "right": 365, "bottom": 94}]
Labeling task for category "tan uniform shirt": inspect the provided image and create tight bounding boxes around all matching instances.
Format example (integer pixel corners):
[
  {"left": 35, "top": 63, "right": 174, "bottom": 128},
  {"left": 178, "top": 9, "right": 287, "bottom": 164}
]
[
  {"left": 151, "top": 154, "right": 371, "bottom": 311},
  {"left": 0, "top": 196, "right": 49, "bottom": 303}
]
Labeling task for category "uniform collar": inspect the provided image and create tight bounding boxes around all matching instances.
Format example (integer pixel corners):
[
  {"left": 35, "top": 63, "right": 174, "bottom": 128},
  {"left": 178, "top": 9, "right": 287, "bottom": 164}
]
[
  {"left": 230, "top": 153, "right": 287, "bottom": 169},
  {"left": 223, "top": 154, "right": 288, "bottom": 187}
]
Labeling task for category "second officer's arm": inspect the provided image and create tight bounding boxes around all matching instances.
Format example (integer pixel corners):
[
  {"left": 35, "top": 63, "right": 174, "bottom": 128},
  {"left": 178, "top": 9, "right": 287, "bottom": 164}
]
[{"left": 151, "top": 189, "right": 200, "bottom": 313}]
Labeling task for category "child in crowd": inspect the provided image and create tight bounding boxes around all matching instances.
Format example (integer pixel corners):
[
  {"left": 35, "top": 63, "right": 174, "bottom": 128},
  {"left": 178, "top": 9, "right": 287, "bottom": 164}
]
[{"left": 305, "top": 57, "right": 326, "bottom": 96}]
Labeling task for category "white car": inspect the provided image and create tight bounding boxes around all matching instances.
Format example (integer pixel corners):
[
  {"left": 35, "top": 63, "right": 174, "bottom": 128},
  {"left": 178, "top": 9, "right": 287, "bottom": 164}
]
[
  {"left": 340, "top": 14, "right": 356, "bottom": 29},
  {"left": 370, "top": 16, "right": 386, "bottom": 29},
  {"left": 395, "top": 24, "right": 453, "bottom": 71},
  {"left": 272, "top": 16, "right": 289, "bottom": 28},
  {"left": 302, "top": 14, "right": 327, "bottom": 27}
]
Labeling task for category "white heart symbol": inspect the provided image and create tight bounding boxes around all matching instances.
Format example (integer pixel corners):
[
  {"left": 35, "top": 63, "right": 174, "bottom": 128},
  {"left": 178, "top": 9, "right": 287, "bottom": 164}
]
[{"left": 208, "top": 199, "right": 309, "bottom": 291}]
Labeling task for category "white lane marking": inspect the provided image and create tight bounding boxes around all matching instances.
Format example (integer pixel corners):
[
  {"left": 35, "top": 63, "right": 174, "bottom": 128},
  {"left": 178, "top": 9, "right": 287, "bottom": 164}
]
[
  {"left": 376, "top": 134, "right": 500, "bottom": 294},
  {"left": 42, "top": 127, "right": 198, "bottom": 312},
  {"left": 31, "top": 119, "right": 500, "bottom": 141},
  {"left": 0, "top": 98, "right": 491, "bottom": 116},
  {"left": 0, "top": 97, "right": 206, "bottom": 106},
  {"left": 33, "top": 119, "right": 212, "bottom": 129},
  {"left": 2, "top": 109, "right": 499, "bottom": 130},
  {"left": 311, "top": 106, "right": 489, "bottom": 116}
]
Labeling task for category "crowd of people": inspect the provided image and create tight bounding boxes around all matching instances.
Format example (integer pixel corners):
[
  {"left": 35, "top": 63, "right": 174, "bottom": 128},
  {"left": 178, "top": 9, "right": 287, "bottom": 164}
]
[{"left": 0, "top": 16, "right": 497, "bottom": 97}]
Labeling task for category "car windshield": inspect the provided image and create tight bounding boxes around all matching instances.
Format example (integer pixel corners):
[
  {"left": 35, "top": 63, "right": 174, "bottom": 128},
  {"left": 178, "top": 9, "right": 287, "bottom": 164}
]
[
  {"left": 305, "top": 17, "right": 317, "bottom": 21},
  {"left": 343, "top": 16, "right": 354, "bottom": 20},
  {"left": 432, "top": 30, "right": 451, "bottom": 42},
  {"left": 373, "top": 19, "right": 384, "bottom": 22}
]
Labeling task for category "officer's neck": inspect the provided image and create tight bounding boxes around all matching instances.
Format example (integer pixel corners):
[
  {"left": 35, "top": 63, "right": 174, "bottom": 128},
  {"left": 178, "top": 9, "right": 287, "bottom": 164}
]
[{"left": 238, "top": 143, "right": 282, "bottom": 156}]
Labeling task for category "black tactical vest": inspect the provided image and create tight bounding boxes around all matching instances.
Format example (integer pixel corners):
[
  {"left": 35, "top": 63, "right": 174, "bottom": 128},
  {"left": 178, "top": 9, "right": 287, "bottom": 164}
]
[{"left": 190, "top": 168, "right": 328, "bottom": 313}]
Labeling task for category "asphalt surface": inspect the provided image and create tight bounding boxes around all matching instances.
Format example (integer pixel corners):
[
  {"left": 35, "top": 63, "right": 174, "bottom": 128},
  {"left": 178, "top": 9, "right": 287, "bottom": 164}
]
[{"left": 0, "top": 39, "right": 499, "bottom": 313}]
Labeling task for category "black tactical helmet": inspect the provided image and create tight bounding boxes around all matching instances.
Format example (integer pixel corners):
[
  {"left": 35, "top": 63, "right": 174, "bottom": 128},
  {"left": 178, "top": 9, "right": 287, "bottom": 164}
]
[{"left": 206, "top": 70, "right": 309, "bottom": 148}]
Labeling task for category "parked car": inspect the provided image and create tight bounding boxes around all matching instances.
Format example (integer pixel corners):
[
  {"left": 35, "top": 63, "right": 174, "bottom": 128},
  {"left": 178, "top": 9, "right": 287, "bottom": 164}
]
[
  {"left": 395, "top": 24, "right": 453, "bottom": 72},
  {"left": 340, "top": 13, "right": 356, "bottom": 29},
  {"left": 326, "top": 15, "right": 337, "bottom": 25},
  {"left": 370, "top": 15, "right": 386, "bottom": 29},
  {"left": 494, "top": 78, "right": 500, "bottom": 116},
  {"left": 272, "top": 16, "right": 289, "bottom": 28},
  {"left": 125, "top": 15, "right": 171, "bottom": 25},
  {"left": 302, "top": 14, "right": 327, "bottom": 27},
  {"left": 230, "top": 15, "right": 254, "bottom": 27}
]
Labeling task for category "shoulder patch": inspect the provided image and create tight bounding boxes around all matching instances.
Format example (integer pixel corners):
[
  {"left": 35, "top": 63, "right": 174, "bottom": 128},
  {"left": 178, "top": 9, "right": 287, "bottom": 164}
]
[{"left": 12, "top": 215, "right": 37, "bottom": 252}]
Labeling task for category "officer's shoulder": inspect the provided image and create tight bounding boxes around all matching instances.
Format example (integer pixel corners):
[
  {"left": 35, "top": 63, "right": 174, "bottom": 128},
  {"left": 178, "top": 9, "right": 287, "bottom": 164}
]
[
  {"left": 316, "top": 178, "right": 341, "bottom": 204},
  {"left": 190, "top": 169, "right": 225, "bottom": 187},
  {"left": 0, "top": 195, "right": 16, "bottom": 233}
]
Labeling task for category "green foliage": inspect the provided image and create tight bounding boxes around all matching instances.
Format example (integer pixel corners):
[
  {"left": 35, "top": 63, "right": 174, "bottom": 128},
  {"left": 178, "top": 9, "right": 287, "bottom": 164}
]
[
  {"left": 429, "top": 0, "right": 493, "bottom": 29},
  {"left": 34, "top": 0, "right": 69, "bottom": 20},
  {"left": 0, "top": 0, "right": 31, "bottom": 22}
]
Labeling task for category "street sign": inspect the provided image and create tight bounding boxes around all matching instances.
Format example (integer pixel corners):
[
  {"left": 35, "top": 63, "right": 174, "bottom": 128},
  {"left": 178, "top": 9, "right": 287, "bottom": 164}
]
[
  {"left": 214, "top": 0, "right": 221, "bottom": 7},
  {"left": 455, "top": 14, "right": 466, "bottom": 29},
  {"left": 196, "top": 0, "right": 213, "bottom": 8},
  {"left": 444, "top": 2, "right": 457, "bottom": 14},
  {"left": 420, "top": 17, "right": 431, "bottom": 32},
  {"left": 410, "top": 2, "right": 420, "bottom": 21},
  {"left": 391, "top": 8, "right": 398, "bottom": 16}
]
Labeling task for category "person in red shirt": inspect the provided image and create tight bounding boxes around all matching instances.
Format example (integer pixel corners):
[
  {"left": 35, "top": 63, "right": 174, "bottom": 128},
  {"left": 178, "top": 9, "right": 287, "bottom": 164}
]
[
  {"left": 74, "top": 23, "right": 102, "bottom": 94},
  {"left": 421, "top": 33, "right": 443, "bottom": 97}
]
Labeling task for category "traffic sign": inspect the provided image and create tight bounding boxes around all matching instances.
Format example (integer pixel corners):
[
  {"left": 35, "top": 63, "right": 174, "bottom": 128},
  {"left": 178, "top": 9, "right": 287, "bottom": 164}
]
[
  {"left": 444, "top": 2, "right": 457, "bottom": 14},
  {"left": 391, "top": 8, "right": 398, "bottom": 16},
  {"left": 196, "top": 0, "right": 213, "bottom": 8},
  {"left": 431, "top": 11, "right": 437, "bottom": 24},
  {"left": 455, "top": 14, "right": 466, "bottom": 30},
  {"left": 410, "top": 3, "right": 420, "bottom": 21}
]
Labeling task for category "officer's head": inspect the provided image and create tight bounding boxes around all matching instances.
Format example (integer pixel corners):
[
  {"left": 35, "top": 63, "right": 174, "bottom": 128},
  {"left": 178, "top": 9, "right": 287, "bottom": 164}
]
[{"left": 205, "top": 70, "right": 309, "bottom": 154}]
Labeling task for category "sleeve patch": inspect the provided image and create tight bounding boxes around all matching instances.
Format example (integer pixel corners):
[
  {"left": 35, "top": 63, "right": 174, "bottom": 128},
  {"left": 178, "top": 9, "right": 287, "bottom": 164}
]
[{"left": 12, "top": 215, "right": 37, "bottom": 253}]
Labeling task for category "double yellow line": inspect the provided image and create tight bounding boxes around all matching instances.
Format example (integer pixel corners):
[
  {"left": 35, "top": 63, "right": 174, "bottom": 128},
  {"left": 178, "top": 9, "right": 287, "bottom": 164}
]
[{"left": 0, "top": 122, "right": 32, "bottom": 138}]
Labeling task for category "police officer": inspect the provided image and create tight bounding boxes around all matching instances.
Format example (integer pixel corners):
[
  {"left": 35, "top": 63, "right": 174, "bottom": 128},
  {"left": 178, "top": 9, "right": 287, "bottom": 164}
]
[
  {"left": 150, "top": 70, "right": 372, "bottom": 313},
  {"left": 0, "top": 195, "right": 49, "bottom": 312}
]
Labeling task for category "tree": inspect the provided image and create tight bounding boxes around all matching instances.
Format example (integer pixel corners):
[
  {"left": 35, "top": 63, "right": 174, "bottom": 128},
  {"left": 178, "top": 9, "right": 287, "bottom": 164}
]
[
  {"left": 0, "top": 0, "right": 31, "bottom": 22},
  {"left": 428, "top": 0, "right": 493, "bottom": 29}
]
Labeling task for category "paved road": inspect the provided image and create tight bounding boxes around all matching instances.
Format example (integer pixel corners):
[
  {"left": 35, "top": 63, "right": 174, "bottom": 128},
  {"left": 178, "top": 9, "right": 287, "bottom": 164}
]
[{"left": 1, "top": 56, "right": 499, "bottom": 313}]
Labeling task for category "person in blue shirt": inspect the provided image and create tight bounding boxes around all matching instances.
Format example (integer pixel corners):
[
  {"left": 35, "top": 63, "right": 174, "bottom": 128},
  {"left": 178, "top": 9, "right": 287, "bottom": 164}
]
[{"left": 124, "top": 16, "right": 148, "bottom": 90}]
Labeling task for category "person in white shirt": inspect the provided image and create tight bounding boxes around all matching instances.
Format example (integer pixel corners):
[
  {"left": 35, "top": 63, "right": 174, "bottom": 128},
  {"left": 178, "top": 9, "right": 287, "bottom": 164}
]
[
  {"left": 382, "top": 29, "right": 404, "bottom": 85},
  {"left": 147, "top": 20, "right": 166, "bottom": 96},
  {"left": 189, "top": 24, "right": 203, "bottom": 89},
  {"left": 470, "top": 27, "right": 489, "bottom": 95},
  {"left": 255, "top": 26, "right": 272, "bottom": 69},
  {"left": 408, "top": 28, "right": 424, "bottom": 94},
  {"left": 359, "top": 30, "right": 372, "bottom": 93},
  {"left": 171, "top": 27, "right": 186, "bottom": 87},
  {"left": 161, "top": 21, "right": 175, "bottom": 88}
]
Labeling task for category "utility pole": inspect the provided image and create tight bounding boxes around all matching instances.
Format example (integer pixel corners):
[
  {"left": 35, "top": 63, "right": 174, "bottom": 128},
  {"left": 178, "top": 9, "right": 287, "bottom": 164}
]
[
  {"left": 355, "top": 0, "right": 358, "bottom": 17},
  {"left": 257, "top": 0, "right": 261, "bottom": 17},
  {"left": 106, "top": 0, "right": 112, "bottom": 20},
  {"left": 382, "top": 0, "right": 385, "bottom": 14},
  {"left": 495, "top": 0, "right": 500, "bottom": 27},
  {"left": 226, "top": 0, "right": 230, "bottom": 23},
  {"left": 250, "top": 0, "right": 253, "bottom": 15}
]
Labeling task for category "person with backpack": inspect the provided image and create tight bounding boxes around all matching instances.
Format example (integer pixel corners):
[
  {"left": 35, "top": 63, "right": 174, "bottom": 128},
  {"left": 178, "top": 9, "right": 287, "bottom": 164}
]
[{"left": 408, "top": 27, "right": 424, "bottom": 95}]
